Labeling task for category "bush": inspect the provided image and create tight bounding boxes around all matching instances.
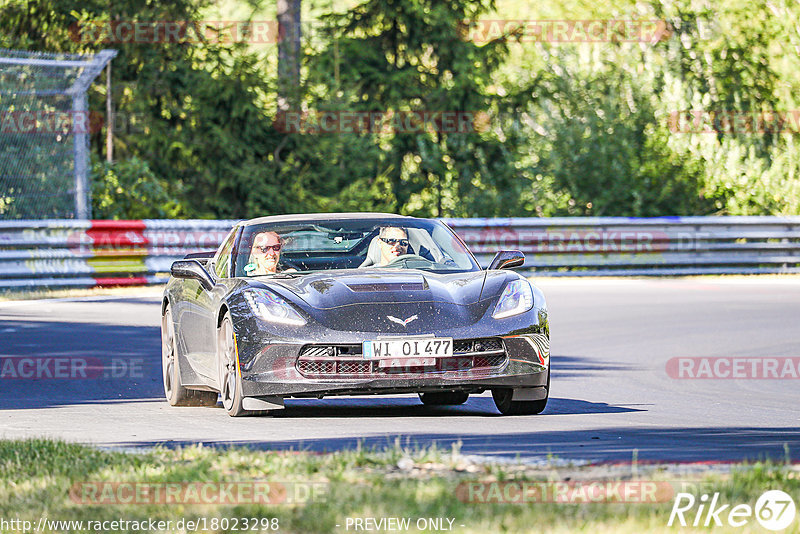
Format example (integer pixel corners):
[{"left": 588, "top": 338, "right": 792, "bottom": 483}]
[{"left": 91, "top": 157, "right": 187, "bottom": 219}]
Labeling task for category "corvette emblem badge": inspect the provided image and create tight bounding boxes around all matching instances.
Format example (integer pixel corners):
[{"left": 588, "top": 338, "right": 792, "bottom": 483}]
[{"left": 387, "top": 314, "right": 418, "bottom": 327}]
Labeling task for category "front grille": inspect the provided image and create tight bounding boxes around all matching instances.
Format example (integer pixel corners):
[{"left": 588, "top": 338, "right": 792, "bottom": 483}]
[
  {"left": 336, "top": 360, "right": 372, "bottom": 374},
  {"left": 297, "top": 360, "right": 336, "bottom": 375},
  {"left": 296, "top": 337, "right": 507, "bottom": 378},
  {"left": 297, "top": 358, "right": 376, "bottom": 376}
]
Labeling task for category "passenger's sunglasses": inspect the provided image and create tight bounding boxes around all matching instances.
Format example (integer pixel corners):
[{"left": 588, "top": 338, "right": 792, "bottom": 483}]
[
  {"left": 380, "top": 237, "right": 409, "bottom": 247},
  {"left": 255, "top": 243, "right": 281, "bottom": 253}
]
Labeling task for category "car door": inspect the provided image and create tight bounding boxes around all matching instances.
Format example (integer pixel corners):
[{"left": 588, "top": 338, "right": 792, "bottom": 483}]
[
  {"left": 191, "top": 226, "right": 239, "bottom": 382},
  {"left": 177, "top": 227, "right": 237, "bottom": 382}
]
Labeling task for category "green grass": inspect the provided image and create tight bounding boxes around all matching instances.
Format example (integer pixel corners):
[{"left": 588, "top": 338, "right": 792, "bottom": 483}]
[{"left": 1, "top": 439, "right": 798, "bottom": 533}]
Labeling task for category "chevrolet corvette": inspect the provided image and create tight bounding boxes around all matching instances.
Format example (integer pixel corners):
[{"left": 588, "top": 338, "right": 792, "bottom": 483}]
[{"left": 160, "top": 213, "right": 550, "bottom": 416}]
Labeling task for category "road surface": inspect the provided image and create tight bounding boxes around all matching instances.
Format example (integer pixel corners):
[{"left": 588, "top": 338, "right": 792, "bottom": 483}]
[{"left": 1, "top": 278, "right": 798, "bottom": 463}]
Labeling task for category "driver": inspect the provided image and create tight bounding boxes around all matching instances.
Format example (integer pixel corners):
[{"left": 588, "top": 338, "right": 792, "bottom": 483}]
[
  {"left": 246, "top": 231, "right": 289, "bottom": 275},
  {"left": 377, "top": 226, "right": 410, "bottom": 265}
]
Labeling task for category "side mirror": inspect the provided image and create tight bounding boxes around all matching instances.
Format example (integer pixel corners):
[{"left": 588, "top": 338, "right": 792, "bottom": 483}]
[
  {"left": 182, "top": 250, "right": 216, "bottom": 267},
  {"left": 488, "top": 250, "right": 525, "bottom": 270},
  {"left": 170, "top": 260, "right": 215, "bottom": 291}
]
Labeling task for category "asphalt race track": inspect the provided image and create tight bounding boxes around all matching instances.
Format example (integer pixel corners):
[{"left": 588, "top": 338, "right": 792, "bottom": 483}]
[{"left": 1, "top": 278, "right": 798, "bottom": 464}]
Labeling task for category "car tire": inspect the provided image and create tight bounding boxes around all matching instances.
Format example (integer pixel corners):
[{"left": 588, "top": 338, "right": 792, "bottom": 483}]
[
  {"left": 162, "top": 306, "right": 218, "bottom": 407},
  {"left": 217, "top": 313, "right": 267, "bottom": 417},
  {"left": 419, "top": 392, "right": 469, "bottom": 406},
  {"left": 491, "top": 368, "right": 549, "bottom": 415}
]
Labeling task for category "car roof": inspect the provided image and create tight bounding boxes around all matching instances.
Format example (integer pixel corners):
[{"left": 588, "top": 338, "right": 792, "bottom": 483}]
[{"left": 241, "top": 212, "right": 420, "bottom": 227}]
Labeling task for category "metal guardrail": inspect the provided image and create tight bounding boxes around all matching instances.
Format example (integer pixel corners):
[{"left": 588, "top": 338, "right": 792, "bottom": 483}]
[
  {"left": 445, "top": 216, "right": 800, "bottom": 276},
  {"left": 1, "top": 216, "right": 799, "bottom": 289},
  {"left": 0, "top": 219, "right": 234, "bottom": 289}
]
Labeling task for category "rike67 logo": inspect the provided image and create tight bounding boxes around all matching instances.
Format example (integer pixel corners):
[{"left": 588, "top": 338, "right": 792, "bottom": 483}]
[{"left": 669, "top": 490, "right": 797, "bottom": 531}]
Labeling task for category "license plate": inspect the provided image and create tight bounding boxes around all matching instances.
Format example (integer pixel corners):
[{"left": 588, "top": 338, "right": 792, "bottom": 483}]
[{"left": 363, "top": 337, "right": 453, "bottom": 359}]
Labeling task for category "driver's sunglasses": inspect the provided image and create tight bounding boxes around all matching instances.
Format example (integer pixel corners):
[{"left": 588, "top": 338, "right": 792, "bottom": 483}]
[
  {"left": 256, "top": 243, "right": 281, "bottom": 253},
  {"left": 380, "top": 237, "right": 409, "bottom": 247}
]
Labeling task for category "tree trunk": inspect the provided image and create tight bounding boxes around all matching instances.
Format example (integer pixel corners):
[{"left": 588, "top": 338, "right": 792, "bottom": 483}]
[{"left": 277, "top": 0, "right": 301, "bottom": 111}]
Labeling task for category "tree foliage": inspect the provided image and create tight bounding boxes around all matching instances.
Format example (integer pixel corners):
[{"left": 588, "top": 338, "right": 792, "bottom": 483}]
[
  {"left": 91, "top": 156, "right": 186, "bottom": 219},
  {"left": 296, "top": 0, "right": 535, "bottom": 216}
]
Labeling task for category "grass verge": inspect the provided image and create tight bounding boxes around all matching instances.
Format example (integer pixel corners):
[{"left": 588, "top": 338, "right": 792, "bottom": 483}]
[{"left": 1, "top": 439, "right": 798, "bottom": 533}]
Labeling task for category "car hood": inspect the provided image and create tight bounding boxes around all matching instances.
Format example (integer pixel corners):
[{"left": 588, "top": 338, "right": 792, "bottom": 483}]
[
  {"left": 255, "top": 269, "right": 515, "bottom": 309},
  {"left": 239, "top": 269, "right": 517, "bottom": 333}
]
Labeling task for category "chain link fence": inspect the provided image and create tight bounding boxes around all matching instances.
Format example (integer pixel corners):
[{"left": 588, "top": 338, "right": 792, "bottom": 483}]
[{"left": 0, "top": 48, "right": 116, "bottom": 220}]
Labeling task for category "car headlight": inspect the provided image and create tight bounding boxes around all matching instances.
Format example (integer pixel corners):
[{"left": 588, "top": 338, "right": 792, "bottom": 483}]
[
  {"left": 243, "top": 288, "right": 306, "bottom": 326},
  {"left": 492, "top": 279, "right": 534, "bottom": 319}
]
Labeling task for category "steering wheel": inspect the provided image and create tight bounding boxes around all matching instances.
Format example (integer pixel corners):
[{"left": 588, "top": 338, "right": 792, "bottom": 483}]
[
  {"left": 381, "top": 254, "right": 434, "bottom": 268},
  {"left": 279, "top": 259, "right": 302, "bottom": 272}
]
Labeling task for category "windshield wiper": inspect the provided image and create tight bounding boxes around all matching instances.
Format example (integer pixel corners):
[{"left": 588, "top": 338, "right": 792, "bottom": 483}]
[{"left": 270, "top": 272, "right": 304, "bottom": 278}]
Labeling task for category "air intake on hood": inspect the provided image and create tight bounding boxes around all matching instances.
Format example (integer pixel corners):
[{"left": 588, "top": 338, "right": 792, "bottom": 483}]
[{"left": 346, "top": 282, "right": 426, "bottom": 292}]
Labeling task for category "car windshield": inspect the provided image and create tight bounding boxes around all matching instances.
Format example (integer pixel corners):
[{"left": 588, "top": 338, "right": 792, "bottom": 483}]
[{"left": 232, "top": 218, "right": 480, "bottom": 277}]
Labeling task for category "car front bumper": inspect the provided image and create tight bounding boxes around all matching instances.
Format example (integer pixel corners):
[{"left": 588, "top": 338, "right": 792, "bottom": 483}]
[{"left": 237, "top": 333, "right": 549, "bottom": 398}]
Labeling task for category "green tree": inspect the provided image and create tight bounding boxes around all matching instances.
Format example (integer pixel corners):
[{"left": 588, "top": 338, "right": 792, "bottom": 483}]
[
  {"left": 300, "top": 0, "right": 537, "bottom": 217},
  {"left": 527, "top": 48, "right": 713, "bottom": 216},
  {"left": 1, "top": 0, "right": 286, "bottom": 218},
  {"left": 91, "top": 156, "right": 186, "bottom": 219}
]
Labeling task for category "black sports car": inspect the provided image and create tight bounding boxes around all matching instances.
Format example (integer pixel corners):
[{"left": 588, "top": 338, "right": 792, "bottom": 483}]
[{"left": 161, "top": 213, "right": 550, "bottom": 416}]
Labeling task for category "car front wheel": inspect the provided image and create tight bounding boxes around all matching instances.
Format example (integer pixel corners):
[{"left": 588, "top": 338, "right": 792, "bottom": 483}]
[
  {"left": 217, "top": 313, "right": 268, "bottom": 417},
  {"left": 492, "top": 369, "right": 549, "bottom": 415},
  {"left": 217, "top": 313, "right": 247, "bottom": 416}
]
